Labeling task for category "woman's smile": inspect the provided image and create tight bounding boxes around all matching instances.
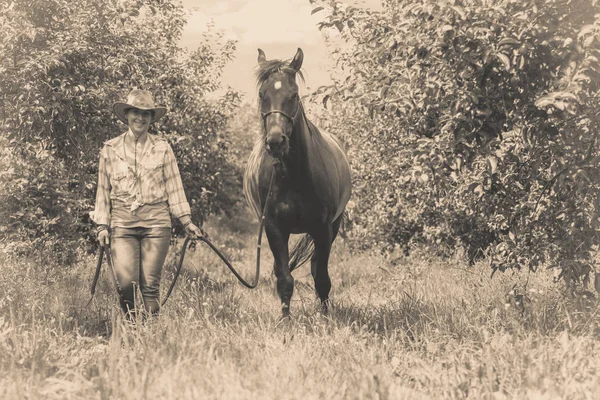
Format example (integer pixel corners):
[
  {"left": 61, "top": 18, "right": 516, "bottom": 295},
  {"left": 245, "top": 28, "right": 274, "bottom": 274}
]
[{"left": 127, "top": 108, "right": 152, "bottom": 135}]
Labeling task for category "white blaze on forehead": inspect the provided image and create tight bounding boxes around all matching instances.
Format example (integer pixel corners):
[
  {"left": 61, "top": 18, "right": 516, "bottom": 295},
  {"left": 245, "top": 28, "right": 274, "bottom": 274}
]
[{"left": 274, "top": 81, "right": 282, "bottom": 90}]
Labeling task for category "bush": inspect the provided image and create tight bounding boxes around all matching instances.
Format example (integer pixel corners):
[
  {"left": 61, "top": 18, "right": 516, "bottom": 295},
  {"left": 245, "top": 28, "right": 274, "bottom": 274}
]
[
  {"left": 0, "top": 0, "right": 242, "bottom": 263},
  {"left": 311, "top": 0, "right": 600, "bottom": 284}
]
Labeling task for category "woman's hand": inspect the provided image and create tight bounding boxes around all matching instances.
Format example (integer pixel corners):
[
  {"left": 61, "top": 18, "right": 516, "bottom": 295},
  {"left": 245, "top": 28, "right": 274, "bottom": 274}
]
[
  {"left": 97, "top": 227, "right": 110, "bottom": 246},
  {"left": 184, "top": 223, "right": 205, "bottom": 239}
]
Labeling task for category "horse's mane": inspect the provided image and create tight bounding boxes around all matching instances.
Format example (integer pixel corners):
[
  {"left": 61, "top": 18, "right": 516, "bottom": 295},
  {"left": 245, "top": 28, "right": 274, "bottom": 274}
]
[{"left": 254, "top": 59, "right": 305, "bottom": 88}]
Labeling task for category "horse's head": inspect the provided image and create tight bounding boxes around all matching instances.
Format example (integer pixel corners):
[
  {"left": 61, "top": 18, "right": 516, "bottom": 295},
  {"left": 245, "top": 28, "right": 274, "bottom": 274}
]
[{"left": 256, "top": 48, "right": 304, "bottom": 158}]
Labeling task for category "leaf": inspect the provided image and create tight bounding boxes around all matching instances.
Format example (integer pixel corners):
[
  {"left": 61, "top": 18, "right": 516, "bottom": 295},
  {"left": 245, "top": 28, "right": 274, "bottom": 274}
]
[
  {"left": 454, "top": 156, "right": 463, "bottom": 171},
  {"left": 535, "top": 96, "right": 554, "bottom": 108},
  {"left": 573, "top": 72, "right": 591, "bottom": 83},
  {"left": 441, "top": 25, "right": 454, "bottom": 34},
  {"left": 583, "top": 35, "right": 595, "bottom": 48},
  {"left": 554, "top": 91, "right": 578, "bottom": 101},
  {"left": 487, "top": 155, "right": 498, "bottom": 174},
  {"left": 451, "top": 6, "right": 466, "bottom": 20},
  {"left": 553, "top": 100, "right": 566, "bottom": 111},
  {"left": 323, "top": 94, "right": 330, "bottom": 109},
  {"left": 311, "top": 7, "right": 324, "bottom": 15},
  {"left": 497, "top": 53, "right": 511, "bottom": 71},
  {"left": 578, "top": 24, "right": 595, "bottom": 40},
  {"left": 498, "top": 37, "right": 520, "bottom": 47},
  {"left": 509, "top": 231, "right": 515, "bottom": 241},
  {"left": 380, "top": 86, "right": 389, "bottom": 99}
]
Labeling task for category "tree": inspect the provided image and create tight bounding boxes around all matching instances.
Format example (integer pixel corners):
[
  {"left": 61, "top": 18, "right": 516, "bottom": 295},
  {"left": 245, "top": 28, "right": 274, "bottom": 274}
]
[
  {"left": 312, "top": 0, "right": 600, "bottom": 286},
  {"left": 218, "top": 102, "right": 262, "bottom": 218},
  {"left": 0, "top": 0, "right": 241, "bottom": 263}
]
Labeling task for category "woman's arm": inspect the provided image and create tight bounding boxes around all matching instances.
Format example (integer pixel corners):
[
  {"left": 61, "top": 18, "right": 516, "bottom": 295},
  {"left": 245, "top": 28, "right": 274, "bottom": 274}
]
[
  {"left": 163, "top": 144, "right": 192, "bottom": 220},
  {"left": 163, "top": 144, "right": 204, "bottom": 237},
  {"left": 93, "top": 147, "right": 112, "bottom": 245},
  {"left": 93, "top": 146, "right": 111, "bottom": 226}
]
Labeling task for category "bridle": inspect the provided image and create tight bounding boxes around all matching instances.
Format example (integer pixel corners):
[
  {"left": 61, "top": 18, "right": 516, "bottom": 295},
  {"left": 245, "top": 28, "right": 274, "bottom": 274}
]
[
  {"left": 260, "top": 96, "right": 301, "bottom": 131},
  {"left": 260, "top": 102, "right": 300, "bottom": 155}
]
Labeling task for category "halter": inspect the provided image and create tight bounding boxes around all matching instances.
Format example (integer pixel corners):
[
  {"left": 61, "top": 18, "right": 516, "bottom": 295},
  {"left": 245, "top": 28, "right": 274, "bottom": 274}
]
[{"left": 261, "top": 100, "right": 301, "bottom": 129}]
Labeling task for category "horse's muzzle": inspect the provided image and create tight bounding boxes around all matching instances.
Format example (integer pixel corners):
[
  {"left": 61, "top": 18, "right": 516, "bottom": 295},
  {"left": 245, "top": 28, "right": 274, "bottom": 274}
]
[
  {"left": 266, "top": 134, "right": 289, "bottom": 158},
  {"left": 266, "top": 145, "right": 287, "bottom": 159}
]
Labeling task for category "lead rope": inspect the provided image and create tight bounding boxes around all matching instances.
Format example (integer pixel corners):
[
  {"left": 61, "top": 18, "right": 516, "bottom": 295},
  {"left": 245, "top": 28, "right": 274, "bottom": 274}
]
[
  {"left": 160, "top": 165, "right": 277, "bottom": 305},
  {"left": 89, "top": 165, "right": 277, "bottom": 307},
  {"left": 87, "top": 244, "right": 124, "bottom": 307}
]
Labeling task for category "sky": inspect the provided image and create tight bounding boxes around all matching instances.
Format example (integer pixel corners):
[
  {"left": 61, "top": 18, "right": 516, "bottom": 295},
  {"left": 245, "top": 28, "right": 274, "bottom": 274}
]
[{"left": 179, "top": 0, "right": 382, "bottom": 103}]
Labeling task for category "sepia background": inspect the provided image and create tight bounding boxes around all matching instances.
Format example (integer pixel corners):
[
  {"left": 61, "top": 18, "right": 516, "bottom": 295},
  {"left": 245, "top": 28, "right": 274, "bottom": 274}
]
[
  {"left": 180, "top": 0, "right": 382, "bottom": 99},
  {"left": 1, "top": 0, "right": 600, "bottom": 398}
]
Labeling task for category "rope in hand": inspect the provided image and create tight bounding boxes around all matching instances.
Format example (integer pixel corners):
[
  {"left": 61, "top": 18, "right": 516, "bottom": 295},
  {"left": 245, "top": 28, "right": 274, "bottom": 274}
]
[
  {"left": 88, "top": 167, "right": 277, "bottom": 307},
  {"left": 161, "top": 167, "right": 276, "bottom": 305},
  {"left": 86, "top": 244, "right": 123, "bottom": 307}
]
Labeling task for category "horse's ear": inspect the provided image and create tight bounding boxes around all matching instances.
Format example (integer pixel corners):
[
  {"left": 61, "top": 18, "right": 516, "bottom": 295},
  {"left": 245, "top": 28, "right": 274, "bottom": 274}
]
[
  {"left": 257, "top": 48, "right": 267, "bottom": 66},
  {"left": 290, "top": 48, "right": 304, "bottom": 72}
]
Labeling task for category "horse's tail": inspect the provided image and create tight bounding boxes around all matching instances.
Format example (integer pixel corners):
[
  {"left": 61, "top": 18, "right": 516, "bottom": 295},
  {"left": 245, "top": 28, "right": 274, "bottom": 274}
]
[
  {"left": 340, "top": 211, "right": 350, "bottom": 240},
  {"left": 288, "top": 212, "right": 349, "bottom": 272},
  {"left": 289, "top": 234, "right": 314, "bottom": 272}
]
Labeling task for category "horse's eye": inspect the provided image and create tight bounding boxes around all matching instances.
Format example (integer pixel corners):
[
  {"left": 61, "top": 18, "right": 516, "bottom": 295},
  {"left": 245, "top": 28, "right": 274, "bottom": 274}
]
[{"left": 258, "top": 92, "right": 264, "bottom": 100}]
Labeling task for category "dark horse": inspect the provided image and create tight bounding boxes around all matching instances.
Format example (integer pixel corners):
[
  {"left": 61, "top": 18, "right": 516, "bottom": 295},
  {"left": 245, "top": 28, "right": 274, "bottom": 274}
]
[{"left": 244, "top": 48, "right": 352, "bottom": 318}]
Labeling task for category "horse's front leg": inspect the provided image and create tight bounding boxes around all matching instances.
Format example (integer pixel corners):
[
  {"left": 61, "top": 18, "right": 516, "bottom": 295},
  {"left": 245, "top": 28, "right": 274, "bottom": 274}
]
[{"left": 266, "top": 224, "right": 292, "bottom": 318}]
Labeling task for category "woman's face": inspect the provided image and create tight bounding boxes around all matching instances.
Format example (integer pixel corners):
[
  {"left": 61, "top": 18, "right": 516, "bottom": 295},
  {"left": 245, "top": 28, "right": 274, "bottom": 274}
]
[{"left": 127, "top": 108, "right": 152, "bottom": 136}]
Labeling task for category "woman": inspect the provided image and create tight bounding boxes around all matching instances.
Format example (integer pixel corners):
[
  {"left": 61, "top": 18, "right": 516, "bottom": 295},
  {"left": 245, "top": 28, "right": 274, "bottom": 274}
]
[{"left": 92, "top": 89, "right": 203, "bottom": 318}]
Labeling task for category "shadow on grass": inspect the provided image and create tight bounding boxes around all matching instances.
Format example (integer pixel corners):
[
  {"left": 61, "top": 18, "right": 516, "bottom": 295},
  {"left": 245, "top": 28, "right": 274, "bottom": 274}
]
[
  {"left": 332, "top": 300, "right": 426, "bottom": 338},
  {"left": 279, "top": 296, "right": 432, "bottom": 344}
]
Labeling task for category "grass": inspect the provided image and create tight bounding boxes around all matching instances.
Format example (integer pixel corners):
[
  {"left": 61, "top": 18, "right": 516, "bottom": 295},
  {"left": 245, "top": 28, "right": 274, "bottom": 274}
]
[{"left": 1, "top": 220, "right": 599, "bottom": 399}]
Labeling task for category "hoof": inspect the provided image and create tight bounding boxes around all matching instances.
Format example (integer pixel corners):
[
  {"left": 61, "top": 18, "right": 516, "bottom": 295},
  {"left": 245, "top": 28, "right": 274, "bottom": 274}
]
[
  {"left": 278, "top": 313, "right": 291, "bottom": 323},
  {"left": 321, "top": 299, "right": 330, "bottom": 315},
  {"left": 280, "top": 303, "right": 291, "bottom": 320},
  {"left": 276, "top": 312, "right": 291, "bottom": 328}
]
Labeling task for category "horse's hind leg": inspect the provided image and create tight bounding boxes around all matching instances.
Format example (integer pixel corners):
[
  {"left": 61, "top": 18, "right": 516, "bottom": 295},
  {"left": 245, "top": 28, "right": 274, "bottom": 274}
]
[
  {"left": 266, "top": 226, "right": 293, "bottom": 318},
  {"left": 311, "top": 216, "right": 342, "bottom": 274},
  {"left": 312, "top": 241, "right": 332, "bottom": 313},
  {"left": 311, "top": 216, "right": 343, "bottom": 313}
]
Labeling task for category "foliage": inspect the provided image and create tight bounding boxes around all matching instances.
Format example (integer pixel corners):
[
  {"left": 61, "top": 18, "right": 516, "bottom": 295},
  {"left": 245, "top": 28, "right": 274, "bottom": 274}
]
[
  {"left": 223, "top": 101, "right": 261, "bottom": 172},
  {"left": 0, "top": 137, "right": 82, "bottom": 264},
  {"left": 0, "top": 0, "right": 241, "bottom": 262},
  {"left": 311, "top": 0, "right": 600, "bottom": 285},
  {"left": 214, "top": 101, "right": 262, "bottom": 221}
]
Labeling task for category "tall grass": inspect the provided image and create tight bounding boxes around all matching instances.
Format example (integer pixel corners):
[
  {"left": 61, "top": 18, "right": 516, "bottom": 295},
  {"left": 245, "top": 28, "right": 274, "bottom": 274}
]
[{"left": 1, "top": 219, "right": 599, "bottom": 399}]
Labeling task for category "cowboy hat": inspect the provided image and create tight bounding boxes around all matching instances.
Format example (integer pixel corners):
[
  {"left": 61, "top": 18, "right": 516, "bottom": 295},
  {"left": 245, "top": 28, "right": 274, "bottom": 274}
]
[{"left": 112, "top": 89, "right": 167, "bottom": 124}]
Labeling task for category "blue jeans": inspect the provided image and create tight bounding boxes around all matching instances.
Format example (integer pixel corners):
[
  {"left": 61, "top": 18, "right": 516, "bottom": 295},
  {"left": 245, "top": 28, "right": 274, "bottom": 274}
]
[{"left": 110, "top": 227, "right": 171, "bottom": 316}]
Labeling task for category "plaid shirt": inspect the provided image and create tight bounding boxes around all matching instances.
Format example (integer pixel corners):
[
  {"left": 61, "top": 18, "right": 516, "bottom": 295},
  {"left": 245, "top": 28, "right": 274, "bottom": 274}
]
[{"left": 92, "top": 130, "right": 191, "bottom": 226}]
